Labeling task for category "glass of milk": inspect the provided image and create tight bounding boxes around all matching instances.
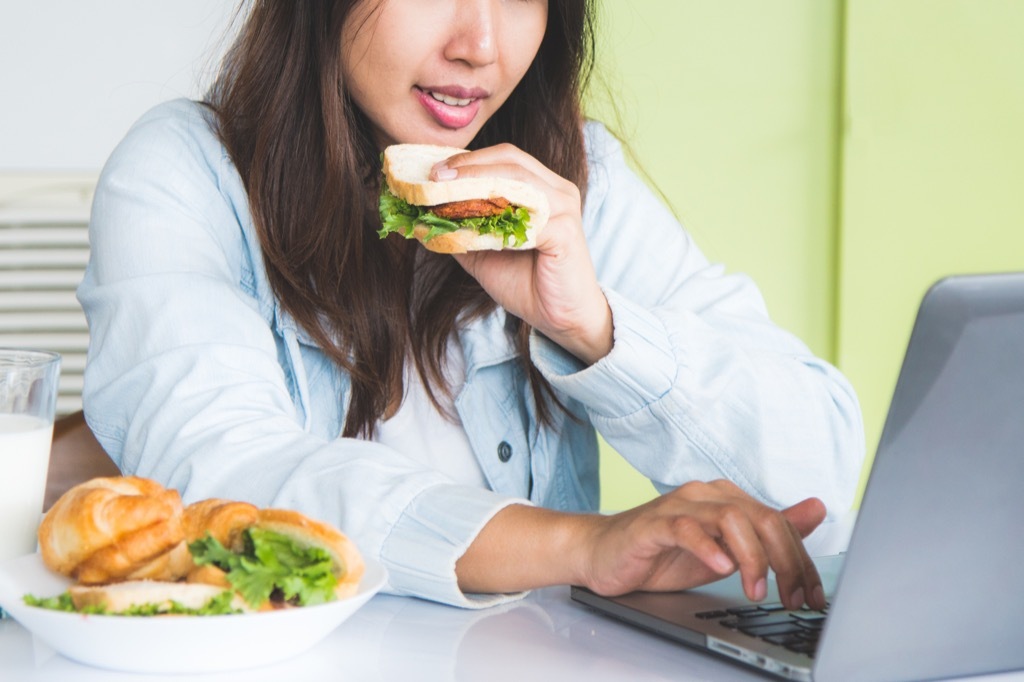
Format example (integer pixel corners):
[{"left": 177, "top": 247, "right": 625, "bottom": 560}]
[{"left": 0, "top": 349, "right": 61, "bottom": 602}]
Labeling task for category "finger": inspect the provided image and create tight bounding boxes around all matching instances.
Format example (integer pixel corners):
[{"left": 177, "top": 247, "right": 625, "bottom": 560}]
[
  {"left": 748, "top": 505, "right": 816, "bottom": 610},
  {"left": 780, "top": 532, "right": 825, "bottom": 610},
  {"left": 793, "top": 527, "right": 826, "bottom": 610},
  {"left": 750, "top": 503, "right": 827, "bottom": 610},
  {"left": 715, "top": 505, "right": 770, "bottom": 602},
  {"left": 433, "top": 145, "right": 581, "bottom": 205},
  {"left": 782, "top": 497, "right": 827, "bottom": 538},
  {"left": 779, "top": 498, "right": 827, "bottom": 608},
  {"left": 430, "top": 159, "right": 556, "bottom": 199},
  {"left": 664, "top": 516, "right": 735, "bottom": 577},
  {"left": 433, "top": 143, "right": 553, "bottom": 182}
]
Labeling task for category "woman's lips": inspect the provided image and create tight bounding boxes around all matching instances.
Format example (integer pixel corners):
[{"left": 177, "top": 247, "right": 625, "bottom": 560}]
[{"left": 415, "top": 86, "right": 485, "bottom": 130}]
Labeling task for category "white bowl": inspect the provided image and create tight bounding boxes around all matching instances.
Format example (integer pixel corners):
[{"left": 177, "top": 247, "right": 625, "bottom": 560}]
[{"left": 0, "top": 552, "right": 386, "bottom": 674}]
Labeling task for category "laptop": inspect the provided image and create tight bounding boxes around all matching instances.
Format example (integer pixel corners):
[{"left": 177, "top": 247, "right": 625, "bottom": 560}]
[{"left": 572, "top": 273, "right": 1024, "bottom": 682}]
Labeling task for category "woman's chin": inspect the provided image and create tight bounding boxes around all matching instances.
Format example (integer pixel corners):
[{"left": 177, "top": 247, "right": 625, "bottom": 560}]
[{"left": 382, "top": 120, "right": 485, "bottom": 150}]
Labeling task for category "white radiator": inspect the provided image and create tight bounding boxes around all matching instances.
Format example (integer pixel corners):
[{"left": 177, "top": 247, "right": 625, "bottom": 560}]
[{"left": 0, "top": 179, "right": 95, "bottom": 417}]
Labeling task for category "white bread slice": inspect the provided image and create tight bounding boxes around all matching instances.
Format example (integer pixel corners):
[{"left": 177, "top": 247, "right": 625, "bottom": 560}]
[
  {"left": 68, "top": 580, "right": 252, "bottom": 614},
  {"left": 382, "top": 143, "right": 549, "bottom": 253}
]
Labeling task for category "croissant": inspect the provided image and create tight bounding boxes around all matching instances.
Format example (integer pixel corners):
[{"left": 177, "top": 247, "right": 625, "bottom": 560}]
[
  {"left": 180, "top": 498, "right": 259, "bottom": 587},
  {"left": 183, "top": 498, "right": 260, "bottom": 552},
  {"left": 37, "top": 476, "right": 193, "bottom": 584}
]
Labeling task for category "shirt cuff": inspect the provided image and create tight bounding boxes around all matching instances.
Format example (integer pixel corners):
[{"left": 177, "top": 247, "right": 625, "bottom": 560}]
[
  {"left": 380, "top": 482, "right": 531, "bottom": 609},
  {"left": 529, "top": 288, "right": 677, "bottom": 419}
]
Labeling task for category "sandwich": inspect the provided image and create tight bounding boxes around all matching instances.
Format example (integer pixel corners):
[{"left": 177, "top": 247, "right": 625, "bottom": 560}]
[
  {"left": 29, "top": 478, "right": 364, "bottom": 616},
  {"left": 183, "top": 499, "right": 365, "bottom": 609},
  {"left": 378, "top": 143, "right": 550, "bottom": 254}
]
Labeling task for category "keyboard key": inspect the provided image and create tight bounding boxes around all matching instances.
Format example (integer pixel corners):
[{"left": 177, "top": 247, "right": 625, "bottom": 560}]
[
  {"left": 740, "top": 622, "right": 806, "bottom": 638},
  {"left": 792, "top": 611, "right": 827, "bottom": 622},
  {"left": 785, "top": 640, "right": 819, "bottom": 656},
  {"left": 725, "top": 605, "right": 762, "bottom": 615},
  {"left": 720, "top": 612, "right": 799, "bottom": 629},
  {"left": 795, "top": 618, "right": 825, "bottom": 631},
  {"left": 695, "top": 610, "right": 728, "bottom": 620},
  {"left": 764, "top": 632, "right": 814, "bottom": 647}
]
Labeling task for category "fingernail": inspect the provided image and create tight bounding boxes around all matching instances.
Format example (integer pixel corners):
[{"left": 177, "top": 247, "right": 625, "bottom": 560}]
[
  {"left": 430, "top": 159, "right": 454, "bottom": 179},
  {"left": 753, "top": 578, "right": 767, "bottom": 601},
  {"left": 714, "top": 553, "right": 734, "bottom": 574},
  {"left": 813, "top": 585, "right": 825, "bottom": 608},
  {"left": 790, "top": 587, "right": 805, "bottom": 609}
]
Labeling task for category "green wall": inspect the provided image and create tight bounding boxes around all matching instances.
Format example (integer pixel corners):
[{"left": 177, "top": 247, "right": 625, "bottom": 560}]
[
  {"left": 589, "top": 0, "right": 1024, "bottom": 511},
  {"left": 838, "top": 0, "right": 1024, "bottom": 495}
]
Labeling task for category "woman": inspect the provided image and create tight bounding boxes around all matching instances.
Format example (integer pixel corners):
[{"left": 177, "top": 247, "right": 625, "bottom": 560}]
[{"left": 78, "top": 0, "right": 864, "bottom": 609}]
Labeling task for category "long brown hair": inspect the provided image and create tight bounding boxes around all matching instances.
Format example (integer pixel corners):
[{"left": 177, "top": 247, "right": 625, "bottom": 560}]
[{"left": 206, "top": 0, "right": 595, "bottom": 437}]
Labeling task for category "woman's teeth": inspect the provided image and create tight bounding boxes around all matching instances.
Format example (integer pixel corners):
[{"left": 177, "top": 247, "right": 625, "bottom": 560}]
[{"left": 429, "top": 91, "right": 473, "bottom": 107}]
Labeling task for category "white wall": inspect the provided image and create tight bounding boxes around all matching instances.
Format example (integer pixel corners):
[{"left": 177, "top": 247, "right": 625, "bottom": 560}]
[{"left": 0, "top": 0, "right": 238, "bottom": 173}]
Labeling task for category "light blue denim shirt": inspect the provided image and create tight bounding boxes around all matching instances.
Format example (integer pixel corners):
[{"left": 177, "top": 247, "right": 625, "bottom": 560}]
[{"left": 78, "top": 99, "right": 864, "bottom": 608}]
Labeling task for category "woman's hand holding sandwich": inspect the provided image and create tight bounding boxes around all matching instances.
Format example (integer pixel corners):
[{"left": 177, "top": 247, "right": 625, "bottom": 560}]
[{"left": 431, "top": 144, "right": 614, "bottom": 366}]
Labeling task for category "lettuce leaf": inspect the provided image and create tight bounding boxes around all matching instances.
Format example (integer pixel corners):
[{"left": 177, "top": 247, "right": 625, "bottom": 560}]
[
  {"left": 23, "top": 591, "right": 81, "bottom": 612},
  {"left": 377, "top": 185, "right": 532, "bottom": 247},
  {"left": 188, "top": 527, "right": 339, "bottom": 608},
  {"left": 22, "top": 590, "right": 241, "bottom": 616}
]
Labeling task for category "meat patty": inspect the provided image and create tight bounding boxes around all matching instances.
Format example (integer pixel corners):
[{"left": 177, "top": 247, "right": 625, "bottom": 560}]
[{"left": 428, "top": 197, "right": 511, "bottom": 220}]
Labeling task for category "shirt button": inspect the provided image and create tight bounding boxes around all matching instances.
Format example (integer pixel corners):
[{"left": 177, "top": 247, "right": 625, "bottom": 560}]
[{"left": 497, "top": 441, "right": 513, "bottom": 463}]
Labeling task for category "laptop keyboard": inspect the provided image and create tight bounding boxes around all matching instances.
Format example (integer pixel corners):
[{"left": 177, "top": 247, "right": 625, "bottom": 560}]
[{"left": 695, "top": 602, "right": 829, "bottom": 658}]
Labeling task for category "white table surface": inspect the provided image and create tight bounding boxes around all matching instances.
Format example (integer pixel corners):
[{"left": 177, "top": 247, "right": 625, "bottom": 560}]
[
  {"left": 3, "top": 582, "right": 1024, "bottom": 682},
  {"left": 3, "top": 515, "right": 1022, "bottom": 681}
]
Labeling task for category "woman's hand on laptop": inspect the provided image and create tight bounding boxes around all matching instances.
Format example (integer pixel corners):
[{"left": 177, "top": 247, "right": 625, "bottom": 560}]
[
  {"left": 578, "top": 480, "right": 828, "bottom": 610},
  {"left": 455, "top": 480, "right": 826, "bottom": 610}
]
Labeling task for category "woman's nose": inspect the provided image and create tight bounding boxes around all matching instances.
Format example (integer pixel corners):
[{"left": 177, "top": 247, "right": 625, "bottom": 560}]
[{"left": 443, "top": 0, "right": 499, "bottom": 67}]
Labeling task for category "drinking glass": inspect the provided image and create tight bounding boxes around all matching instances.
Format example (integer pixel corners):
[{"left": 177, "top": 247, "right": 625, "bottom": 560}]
[{"left": 0, "top": 349, "right": 61, "bottom": 618}]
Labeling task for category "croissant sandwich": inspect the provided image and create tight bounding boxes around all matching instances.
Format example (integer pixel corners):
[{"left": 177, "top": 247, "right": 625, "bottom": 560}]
[
  {"left": 183, "top": 498, "right": 365, "bottom": 608},
  {"left": 31, "top": 477, "right": 364, "bottom": 616}
]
